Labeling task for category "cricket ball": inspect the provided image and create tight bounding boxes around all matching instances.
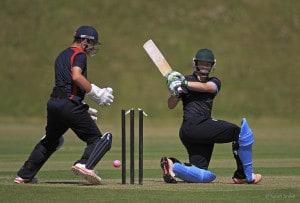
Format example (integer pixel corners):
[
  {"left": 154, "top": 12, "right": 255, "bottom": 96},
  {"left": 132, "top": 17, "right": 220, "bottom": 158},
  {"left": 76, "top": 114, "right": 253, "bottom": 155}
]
[{"left": 113, "top": 160, "right": 121, "bottom": 168}]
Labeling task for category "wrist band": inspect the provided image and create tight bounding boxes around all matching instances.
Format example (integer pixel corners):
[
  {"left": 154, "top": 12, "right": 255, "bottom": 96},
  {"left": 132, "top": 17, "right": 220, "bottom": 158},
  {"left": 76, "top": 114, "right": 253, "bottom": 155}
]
[{"left": 183, "top": 80, "right": 188, "bottom": 87}]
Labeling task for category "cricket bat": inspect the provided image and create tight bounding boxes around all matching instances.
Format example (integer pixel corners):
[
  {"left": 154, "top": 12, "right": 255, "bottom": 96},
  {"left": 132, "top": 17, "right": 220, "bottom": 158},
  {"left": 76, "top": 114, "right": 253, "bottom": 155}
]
[
  {"left": 143, "top": 39, "right": 173, "bottom": 77},
  {"left": 143, "top": 39, "right": 183, "bottom": 92}
]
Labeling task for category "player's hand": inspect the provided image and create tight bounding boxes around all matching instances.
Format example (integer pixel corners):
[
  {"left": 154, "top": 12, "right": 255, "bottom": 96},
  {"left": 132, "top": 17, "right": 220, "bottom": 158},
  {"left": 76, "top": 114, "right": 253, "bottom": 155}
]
[
  {"left": 101, "top": 87, "right": 114, "bottom": 106},
  {"left": 168, "top": 80, "right": 182, "bottom": 96},
  {"left": 86, "top": 84, "right": 114, "bottom": 106},
  {"left": 177, "top": 85, "right": 188, "bottom": 94},
  {"left": 168, "top": 79, "right": 188, "bottom": 97},
  {"left": 166, "top": 71, "right": 185, "bottom": 86},
  {"left": 88, "top": 107, "right": 98, "bottom": 121},
  {"left": 173, "top": 84, "right": 188, "bottom": 96}
]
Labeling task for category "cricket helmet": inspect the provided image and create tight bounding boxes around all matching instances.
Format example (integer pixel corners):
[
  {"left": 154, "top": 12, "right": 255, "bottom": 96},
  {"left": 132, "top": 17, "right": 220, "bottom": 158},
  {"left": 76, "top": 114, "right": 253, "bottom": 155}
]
[
  {"left": 192, "top": 48, "right": 216, "bottom": 82},
  {"left": 194, "top": 48, "right": 215, "bottom": 65},
  {"left": 74, "top": 25, "right": 100, "bottom": 45}
]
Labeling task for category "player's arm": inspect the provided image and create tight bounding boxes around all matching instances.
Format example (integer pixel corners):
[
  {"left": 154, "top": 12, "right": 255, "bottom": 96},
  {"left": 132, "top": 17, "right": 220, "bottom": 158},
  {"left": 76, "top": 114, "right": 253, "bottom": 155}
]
[
  {"left": 71, "top": 66, "right": 114, "bottom": 106},
  {"left": 183, "top": 81, "right": 217, "bottom": 94},
  {"left": 168, "top": 95, "right": 180, "bottom": 109},
  {"left": 71, "top": 66, "right": 92, "bottom": 92}
]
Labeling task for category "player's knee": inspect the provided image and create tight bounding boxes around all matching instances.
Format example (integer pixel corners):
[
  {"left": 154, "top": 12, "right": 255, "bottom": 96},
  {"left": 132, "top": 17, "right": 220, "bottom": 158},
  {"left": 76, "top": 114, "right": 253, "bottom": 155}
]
[
  {"left": 86, "top": 134, "right": 101, "bottom": 145},
  {"left": 40, "top": 137, "right": 61, "bottom": 153},
  {"left": 231, "top": 125, "right": 240, "bottom": 141}
]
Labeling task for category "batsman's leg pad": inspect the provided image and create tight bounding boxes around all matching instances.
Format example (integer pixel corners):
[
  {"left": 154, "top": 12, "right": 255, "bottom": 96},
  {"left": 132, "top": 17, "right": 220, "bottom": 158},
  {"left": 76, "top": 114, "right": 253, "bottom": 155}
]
[
  {"left": 173, "top": 163, "right": 216, "bottom": 183},
  {"left": 86, "top": 132, "right": 112, "bottom": 169},
  {"left": 238, "top": 118, "right": 254, "bottom": 182},
  {"left": 239, "top": 118, "right": 254, "bottom": 146}
]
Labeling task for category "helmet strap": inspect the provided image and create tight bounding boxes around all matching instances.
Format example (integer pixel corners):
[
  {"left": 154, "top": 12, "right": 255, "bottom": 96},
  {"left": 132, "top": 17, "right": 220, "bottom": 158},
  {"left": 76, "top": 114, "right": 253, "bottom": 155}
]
[{"left": 79, "top": 39, "right": 98, "bottom": 56}]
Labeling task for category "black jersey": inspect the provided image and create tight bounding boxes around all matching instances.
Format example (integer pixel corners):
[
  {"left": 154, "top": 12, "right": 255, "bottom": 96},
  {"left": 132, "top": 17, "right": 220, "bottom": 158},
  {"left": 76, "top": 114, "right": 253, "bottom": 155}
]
[
  {"left": 54, "top": 47, "right": 87, "bottom": 101},
  {"left": 180, "top": 74, "right": 221, "bottom": 121}
]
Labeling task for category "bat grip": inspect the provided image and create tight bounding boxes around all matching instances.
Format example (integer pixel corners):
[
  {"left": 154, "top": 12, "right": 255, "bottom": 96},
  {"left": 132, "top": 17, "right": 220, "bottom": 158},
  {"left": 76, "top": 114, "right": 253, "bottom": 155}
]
[{"left": 177, "top": 87, "right": 183, "bottom": 93}]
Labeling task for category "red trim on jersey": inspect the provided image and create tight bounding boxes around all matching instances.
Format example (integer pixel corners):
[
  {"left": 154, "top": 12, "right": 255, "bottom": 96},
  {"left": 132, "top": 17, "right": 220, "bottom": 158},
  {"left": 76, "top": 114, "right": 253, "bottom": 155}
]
[{"left": 69, "top": 47, "right": 85, "bottom": 100}]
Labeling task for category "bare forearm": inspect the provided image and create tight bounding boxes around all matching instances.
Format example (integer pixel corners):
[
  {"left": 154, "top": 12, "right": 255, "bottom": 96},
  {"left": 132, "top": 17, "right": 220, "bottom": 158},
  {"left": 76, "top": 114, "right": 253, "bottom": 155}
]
[
  {"left": 168, "top": 95, "right": 180, "bottom": 109},
  {"left": 71, "top": 66, "right": 92, "bottom": 92},
  {"left": 72, "top": 74, "right": 92, "bottom": 92},
  {"left": 185, "top": 81, "right": 216, "bottom": 93},
  {"left": 186, "top": 81, "right": 205, "bottom": 91}
]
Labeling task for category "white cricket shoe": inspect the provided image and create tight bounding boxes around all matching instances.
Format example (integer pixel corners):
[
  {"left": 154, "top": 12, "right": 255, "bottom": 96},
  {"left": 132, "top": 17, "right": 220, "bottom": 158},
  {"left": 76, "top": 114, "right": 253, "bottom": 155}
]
[
  {"left": 233, "top": 173, "right": 262, "bottom": 184},
  {"left": 71, "top": 163, "right": 102, "bottom": 185},
  {"left": 14, "top": 176, "right": 38, "bottom": 184}
]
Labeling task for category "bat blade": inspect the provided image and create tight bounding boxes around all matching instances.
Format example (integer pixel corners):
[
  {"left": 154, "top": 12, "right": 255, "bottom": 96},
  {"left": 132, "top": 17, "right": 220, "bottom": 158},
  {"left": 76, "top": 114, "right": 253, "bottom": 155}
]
[{"left": 143, "top": 39, "right": 173, "bottom": 77}]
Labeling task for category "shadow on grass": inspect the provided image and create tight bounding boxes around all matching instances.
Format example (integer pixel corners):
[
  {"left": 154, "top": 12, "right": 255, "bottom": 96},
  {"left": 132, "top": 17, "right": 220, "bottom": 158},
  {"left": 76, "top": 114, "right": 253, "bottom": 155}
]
[{"left": 43, "top": 180, "right": 92, "bottom": 186}]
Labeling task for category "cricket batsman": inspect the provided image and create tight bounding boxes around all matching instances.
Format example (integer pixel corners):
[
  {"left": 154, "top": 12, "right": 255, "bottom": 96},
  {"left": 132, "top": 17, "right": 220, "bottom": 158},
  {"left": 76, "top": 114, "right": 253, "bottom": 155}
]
[
  {"left": 160, "top": 48, "right": 262, "bottom": 184},
  {"left": 14, "top": 25, "right": 113, "bottom": 185}
]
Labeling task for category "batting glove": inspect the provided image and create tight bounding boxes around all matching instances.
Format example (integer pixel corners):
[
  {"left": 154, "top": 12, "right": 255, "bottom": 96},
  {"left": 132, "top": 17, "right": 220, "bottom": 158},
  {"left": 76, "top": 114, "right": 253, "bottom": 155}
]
[
  {"left": 166, "top": 71, "right": 185, "bottom": 86},
  {"left": 168, "top": 80, "right": 182, "bottom": 96}
]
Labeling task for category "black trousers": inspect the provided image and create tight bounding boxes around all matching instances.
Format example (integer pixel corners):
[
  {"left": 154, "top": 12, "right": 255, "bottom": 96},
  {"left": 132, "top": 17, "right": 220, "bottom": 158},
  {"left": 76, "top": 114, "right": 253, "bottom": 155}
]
[
  {"left": 179, "top": 118, "right": 240, "bottom": 170},
  {"left": 17, "top": 98, "right": 102, "bottom": 179},
  {"left": 44, "top": 98, "right": 101, "bottom": 147}
]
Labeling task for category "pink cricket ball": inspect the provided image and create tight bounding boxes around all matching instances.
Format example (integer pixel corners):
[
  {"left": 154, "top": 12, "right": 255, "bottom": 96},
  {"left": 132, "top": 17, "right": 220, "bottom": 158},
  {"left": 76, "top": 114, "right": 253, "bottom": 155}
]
[{"left": 113, "top": 160, "right": 121, "bottom": 168}]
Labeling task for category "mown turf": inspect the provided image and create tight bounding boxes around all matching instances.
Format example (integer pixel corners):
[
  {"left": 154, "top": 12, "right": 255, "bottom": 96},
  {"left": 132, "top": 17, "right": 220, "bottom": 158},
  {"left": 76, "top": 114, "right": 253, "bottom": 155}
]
[
  {"left": 0, "top": 0, "right": 299, "bottom": 121},
  {"left": 0, "top": 122, "right": 299, "bottom": 202},
  {"left": 0, "top": 1, "right": 299, "bottom": 202}
]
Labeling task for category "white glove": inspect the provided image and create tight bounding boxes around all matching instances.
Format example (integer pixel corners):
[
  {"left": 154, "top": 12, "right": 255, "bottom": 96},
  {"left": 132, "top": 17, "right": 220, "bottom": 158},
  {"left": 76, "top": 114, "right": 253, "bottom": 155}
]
[
  {"left": 168, "top": 80, "right": 181, "bottom": 92},
  {"left": 102, "top": 87, "right": 114, "bottom": 106},
  {"left": 86, "top": 84, "right": 114, "bottom": 106},
  {"left": 168, "top": 79, "right": 188, "bottom": 96},
  {"left": 166, "top": 71, "right": 185, "bottom": 85},
  {"left": 88, "top": 107, "right": 98, "bottom": 121},
  {"left": 168, "top": 80, "right": 182, "bottom": 96}
]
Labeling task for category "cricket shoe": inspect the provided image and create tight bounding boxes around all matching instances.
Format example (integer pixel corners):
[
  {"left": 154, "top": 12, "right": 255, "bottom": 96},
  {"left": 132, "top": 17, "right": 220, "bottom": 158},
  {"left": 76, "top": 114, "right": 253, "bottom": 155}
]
[
  {"left": 232, "top": 173, "right": 262, "bottom": 184},
  {"left": 160, "top": 157, "right": 177, "bottom": 183},
  {"left": 71, "top": 163, "right": 102, "bottom": 185},
  {"left": 14, "top": 176, "right": 38, "bottom": 184}
]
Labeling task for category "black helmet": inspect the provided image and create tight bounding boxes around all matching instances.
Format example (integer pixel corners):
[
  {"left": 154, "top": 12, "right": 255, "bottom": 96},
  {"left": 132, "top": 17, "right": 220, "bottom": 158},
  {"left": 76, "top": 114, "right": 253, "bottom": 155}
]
[
  {"left": 74, "top": 25, "right": 99, "bottom": 44},
  {"left": 193, "top": 48, "right": 216, "bottom": 82},
  {"left": 195, "top": 48, "right": 215, "bottom": 65}
]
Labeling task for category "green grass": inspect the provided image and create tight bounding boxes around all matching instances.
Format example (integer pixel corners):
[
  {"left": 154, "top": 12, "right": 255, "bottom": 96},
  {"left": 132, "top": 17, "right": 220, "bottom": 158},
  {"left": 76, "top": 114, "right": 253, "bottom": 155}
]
[
  {"left": 0, "top": 0, "right": 299, "bottom": 121},
  {"left": 0, "top": 121, "right": 299, "bottom": 202},
  {"left": 0, "top": 0, "right": 299, "bottom": 202}
]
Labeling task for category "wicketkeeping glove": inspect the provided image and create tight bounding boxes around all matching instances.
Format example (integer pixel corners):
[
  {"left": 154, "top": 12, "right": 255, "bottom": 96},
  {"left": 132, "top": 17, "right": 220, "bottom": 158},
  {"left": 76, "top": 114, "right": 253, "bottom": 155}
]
[{"left": 86, "top": 84, "right": 114, "bottom": 106}]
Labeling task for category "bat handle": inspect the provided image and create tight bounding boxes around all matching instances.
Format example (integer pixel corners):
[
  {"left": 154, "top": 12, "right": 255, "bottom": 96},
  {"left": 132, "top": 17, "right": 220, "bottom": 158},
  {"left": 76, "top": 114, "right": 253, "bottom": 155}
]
[{"left": 177, "top": 86, "right": 183, "bottom": 93}]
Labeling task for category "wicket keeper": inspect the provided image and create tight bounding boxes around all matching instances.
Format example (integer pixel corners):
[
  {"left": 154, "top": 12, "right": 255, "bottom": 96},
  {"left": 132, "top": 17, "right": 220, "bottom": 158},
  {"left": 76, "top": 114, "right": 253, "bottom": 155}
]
[
  {"left": 15, "top": 25, "right": 113, "bottom": 185},
  {"left": 161, "top": 48, "right": 262, "bottom": 184}
]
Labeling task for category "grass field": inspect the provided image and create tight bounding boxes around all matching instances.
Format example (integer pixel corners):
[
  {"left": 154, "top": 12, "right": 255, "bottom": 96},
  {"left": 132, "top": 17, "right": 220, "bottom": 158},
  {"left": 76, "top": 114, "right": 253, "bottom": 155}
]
[
  {"left": 0, "top": 0, "right": 299, "bottom": 202},
  {"left": 1, "top": 0, "right": 299, "bottom": 121},
  {"left": 0, "top": 120, "right": 299, "bottom": 202}
]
